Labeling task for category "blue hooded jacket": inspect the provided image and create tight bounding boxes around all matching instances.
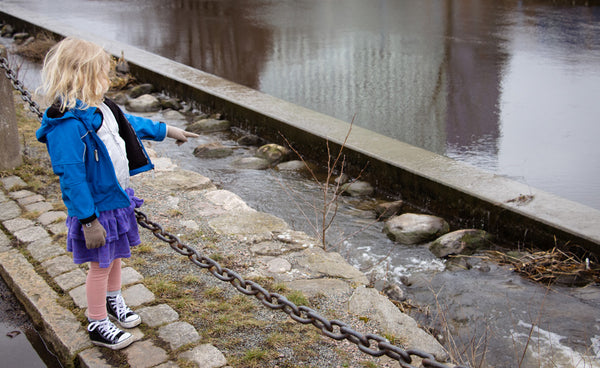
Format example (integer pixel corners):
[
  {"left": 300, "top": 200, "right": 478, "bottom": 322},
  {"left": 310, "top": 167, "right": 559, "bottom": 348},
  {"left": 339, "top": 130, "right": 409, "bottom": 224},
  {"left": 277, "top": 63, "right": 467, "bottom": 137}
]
[{"left": 36, "top": 98, "right": 167, "bottom": 223}]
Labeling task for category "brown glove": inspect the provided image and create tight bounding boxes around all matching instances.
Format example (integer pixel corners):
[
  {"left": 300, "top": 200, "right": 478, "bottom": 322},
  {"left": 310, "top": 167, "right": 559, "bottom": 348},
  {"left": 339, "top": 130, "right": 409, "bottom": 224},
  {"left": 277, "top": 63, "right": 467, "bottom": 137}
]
[
  {"left": 166, "top": 126, "right": 199, "bottom": 146},
  {"left": 82, "top": 219, "right": 107, "bottom": 249}
]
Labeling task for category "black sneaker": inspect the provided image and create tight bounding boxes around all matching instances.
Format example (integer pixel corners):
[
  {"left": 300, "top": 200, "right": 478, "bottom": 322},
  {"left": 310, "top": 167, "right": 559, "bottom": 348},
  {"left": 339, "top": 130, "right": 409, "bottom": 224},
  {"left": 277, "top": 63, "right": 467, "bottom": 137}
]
[
  {"left": 107, "top": 294, "right": 141, "bottom": 329},
  {"left": 88, "top": 318, "right": 133, "bottom": 350}
]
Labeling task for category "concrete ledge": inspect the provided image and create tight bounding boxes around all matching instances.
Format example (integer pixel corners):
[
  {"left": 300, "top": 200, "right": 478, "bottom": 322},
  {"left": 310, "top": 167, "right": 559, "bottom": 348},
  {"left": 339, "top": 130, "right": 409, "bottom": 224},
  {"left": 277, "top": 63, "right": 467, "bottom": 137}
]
[
  {"left": 0, "top": 249, "right": 91, "bottom": 365},
  {"left": 1, "top": 3, "right": 599, "bottom": 253}
]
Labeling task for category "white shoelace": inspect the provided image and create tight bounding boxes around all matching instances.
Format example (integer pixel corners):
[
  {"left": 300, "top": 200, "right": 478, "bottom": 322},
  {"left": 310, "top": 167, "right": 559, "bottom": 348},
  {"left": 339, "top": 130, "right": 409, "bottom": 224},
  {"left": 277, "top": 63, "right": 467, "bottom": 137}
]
[
  {"left": 110, "top": 294, "right": 133, "bottom": 320},
  {"left": 91, "top": 319, "right": 121, "bottom": 341}
]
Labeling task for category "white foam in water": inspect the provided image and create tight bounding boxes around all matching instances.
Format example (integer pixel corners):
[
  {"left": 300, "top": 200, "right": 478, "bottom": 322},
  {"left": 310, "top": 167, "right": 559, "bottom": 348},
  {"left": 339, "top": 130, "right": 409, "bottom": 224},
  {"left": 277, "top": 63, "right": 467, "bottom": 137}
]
[
  {"left": 508, "top": 320, "right": 600, "bottom": 368},
  {"left": 592, "top": 335, "right": 600, "bottom": 360}
]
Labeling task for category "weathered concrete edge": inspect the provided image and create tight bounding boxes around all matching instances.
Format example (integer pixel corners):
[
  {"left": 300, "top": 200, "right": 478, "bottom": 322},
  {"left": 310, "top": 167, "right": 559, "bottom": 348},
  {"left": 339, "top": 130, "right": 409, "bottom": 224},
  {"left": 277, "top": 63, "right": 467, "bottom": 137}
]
[
  {"left": 1, "top": 3, "right": 599, "bottom": 253},
  {"left": 0, "top": 248, "right": 91, "bottom": 366}
]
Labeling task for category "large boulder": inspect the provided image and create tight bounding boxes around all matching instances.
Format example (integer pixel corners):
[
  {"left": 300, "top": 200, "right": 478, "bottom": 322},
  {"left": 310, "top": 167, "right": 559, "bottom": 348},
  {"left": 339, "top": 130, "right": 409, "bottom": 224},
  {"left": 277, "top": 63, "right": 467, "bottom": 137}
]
[
  {"left": 125, "top": 94, "right": 161, "bottom": 113},
  {"left": 129, "top": 83, "right": 154, "bottom": 98},
  {"left": 230, "top": 156, "right": 270, "bottom": 170},
  {"left": 349, "top": 286, "right": 449, "bottom": 363},
  {"left": 255, "top": 144, "right": 290, "bottom": 165},
  {"left": 340, "top": 180, "right": 374, "bottom": 197},
  {"left": 275, "top": 160, "right": 308, "bottom": 171},
  {"left": 383, "top": 213, "right": 449, "bottom": 244},
  {"left": 187, "top": 118, "right": 231, "bottom": 133},
  {"left": 374, "top": 200, "right": 404, "bottom": 220},
  {"left": 193, "top": 142, "right": 233, "bottom": 159},
  {"left": 237, "top": 134, "right": 267, "bottom": 146},
  {"left": 429, "top": 229, "right": 493, "bottom": 258}
]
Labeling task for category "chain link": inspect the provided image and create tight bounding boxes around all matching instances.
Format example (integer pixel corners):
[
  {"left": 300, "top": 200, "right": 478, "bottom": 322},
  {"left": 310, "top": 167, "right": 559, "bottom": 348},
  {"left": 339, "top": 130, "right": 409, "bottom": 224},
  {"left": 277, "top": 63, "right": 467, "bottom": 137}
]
[
  {"left": 0, "top": 55, "right": 44, "bottom": 120},
  {"left": 0, "top": 53, "right": 468, "bottom": 368}
]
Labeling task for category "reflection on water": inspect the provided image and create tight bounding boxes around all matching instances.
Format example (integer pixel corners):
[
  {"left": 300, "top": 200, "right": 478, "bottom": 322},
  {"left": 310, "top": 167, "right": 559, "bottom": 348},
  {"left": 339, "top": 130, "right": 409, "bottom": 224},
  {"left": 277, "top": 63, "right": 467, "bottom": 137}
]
[{"left": 5, "top": 0, "right": 600, "bottom": 209}]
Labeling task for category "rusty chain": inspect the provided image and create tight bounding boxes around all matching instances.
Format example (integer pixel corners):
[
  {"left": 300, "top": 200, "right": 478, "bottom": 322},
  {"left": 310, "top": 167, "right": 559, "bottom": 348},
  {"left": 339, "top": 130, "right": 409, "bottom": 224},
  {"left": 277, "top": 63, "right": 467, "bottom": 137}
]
[
  {"left": 1, "top": 52, "right": 468, "bottom": 368},
  {"left": 0, "top": 55, "right": 44, "bottom": 120},
  {"left": 135, "top": 210, "right": 468, "bottom": 368}
]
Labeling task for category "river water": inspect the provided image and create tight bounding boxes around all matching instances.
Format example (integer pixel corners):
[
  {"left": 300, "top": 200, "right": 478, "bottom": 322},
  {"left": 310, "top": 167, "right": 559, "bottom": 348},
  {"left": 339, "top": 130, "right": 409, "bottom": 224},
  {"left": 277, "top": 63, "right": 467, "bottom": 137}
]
[
  {"left": 2, "top": 1, "right": 600, "bottom": 367},
  {"left": 5, "top": 0, "right": 600, "bottom": 210}
]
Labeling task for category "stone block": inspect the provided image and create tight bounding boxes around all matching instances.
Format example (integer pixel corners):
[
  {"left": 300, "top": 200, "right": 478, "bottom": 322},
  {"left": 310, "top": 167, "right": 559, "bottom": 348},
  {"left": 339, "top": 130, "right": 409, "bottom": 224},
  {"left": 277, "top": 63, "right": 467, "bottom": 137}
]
[
  {"left": 1, "top": 176, "right": 26, "bottom": 191},
  {"left": 179, "top": 344, "right": 227, "bottom": 368},
  {"left": 25, "top": 201, "right": 54, "bottom": 213},
  {"left": 0, "top": 201, "right": 21, "bottom": 221},
  {"left": 0, "top": 231, "right": 10, "bottom": 248},
  {"left": 27, "top": 237, "right": 65, "bottom": 262},
  {"left": 69, "top": 284, "right": 87, "bottom": 308},
  {"left": 8, "top": 189, "right": 34, "bottom": 199},
  {"left": 42, "top": 254, "right": 78, "bottom": 277},
  {"left": 122, "top": 283, "right": 155, "bottom": 307},
  {"left": 47, "top": 222, "right": 67, "bottom": 236},
  {"left": 14, "top": 226, "right": 49, "bottom": 243},
  {"left": 17, "top": 194, "right": 45, "bottom": 206},
  {"left": 137, "top": 304, "right": 179, "bottom": 327},
  {"left": 2, "top": 217, "right": 34, "bottom": 232},
  {"left": 158, "top": 321, "right": 200, "bottom": 350},
  {"left": 122, "top": 266, "right": 144, "bottom": 286},
  {"left": 54, "top": 268, "right": 86, "bottom": 292},
  {"left": 78, "top": 348, "right": 113, "bottom": 368},
  {"left": 124, "top": 340, "right": 169, "bottom": 368},
  {"left": 38, "top": 211, "right": 67, "bottom": 226}
]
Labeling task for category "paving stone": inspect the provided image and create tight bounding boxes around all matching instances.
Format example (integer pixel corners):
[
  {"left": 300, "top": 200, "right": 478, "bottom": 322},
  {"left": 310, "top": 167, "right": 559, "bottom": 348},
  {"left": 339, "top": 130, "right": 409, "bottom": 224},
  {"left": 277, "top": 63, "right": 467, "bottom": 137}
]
[
  {"left": 179, "top": 344, "right": 228, "bottom": 368},
  {"left": 137, "top": 304, "right": 179, "bottom": 327},
  {"left": 17, "top": 194, "right": 45, "bottom": 206},
  {"left": 47, "top": 222, "right": 67, "bottom": 236},
  {"left": 122, "top": 266, "right": 144, "bottom": 286},
  {"left": 158, "top": 321, "right": 200, "bottom": 350},
  {"left": 122, "top": 283, "right": 155, "bottom": 307},
  {"left": 125, "top": 340, "right": 169, "bottom": 368},
  {"left": 54, "top": 268, "right": 86, "bottom": 292},
  {"left": 27, "top": 237, "right": 65, "bottom": 262},
  {"left": 0, "top": 231, "right": 11, "bottom": 252},
  {"left": 38, "top": 211, "right": 67, "bottom": 225},
  {"left": 69, "top": 284, "right": 87, "bottom": 308},
  {"left": 42, "top": 254, "right": 78, "bottom": 277},
  {"left": 14, "top": 226, "right": 49, "bottom": 243},
  {"left": 2, "top": 217, "right": 34, "bottom": 232},
  {"left": 8, "top": 189, "right": 35, "bottom": 199},
  {"left": 25, "top": 201, "right": 54, "bottom": 213},
  {"left": 0, "top": 201, "right": 21, "bottom": 221},
  {"left": 1, "top": 176, "right": 27, "bottom": 191},
  {"left": 78, "top": 348, "right": 113, "bottom": 368},
  {"left": 0, "top": 191, "right": 7, "bottom": 203}
]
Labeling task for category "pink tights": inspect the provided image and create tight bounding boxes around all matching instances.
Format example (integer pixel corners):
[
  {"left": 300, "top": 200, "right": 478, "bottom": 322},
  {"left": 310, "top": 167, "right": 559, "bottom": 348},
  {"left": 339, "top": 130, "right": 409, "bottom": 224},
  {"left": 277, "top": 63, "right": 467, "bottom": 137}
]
[{"left": 86, "top": 259, "right": 122, "bottom": 321}]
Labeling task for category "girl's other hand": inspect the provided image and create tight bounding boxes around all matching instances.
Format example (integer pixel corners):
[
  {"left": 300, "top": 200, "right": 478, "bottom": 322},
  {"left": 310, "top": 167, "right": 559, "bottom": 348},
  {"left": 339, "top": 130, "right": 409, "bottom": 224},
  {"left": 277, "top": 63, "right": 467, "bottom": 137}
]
[
  {"left": 166, "top": 126, "right": 199, "bottom": 146},
  {"left": 82, "top": 219, "right": 107, "bottom": 249}
]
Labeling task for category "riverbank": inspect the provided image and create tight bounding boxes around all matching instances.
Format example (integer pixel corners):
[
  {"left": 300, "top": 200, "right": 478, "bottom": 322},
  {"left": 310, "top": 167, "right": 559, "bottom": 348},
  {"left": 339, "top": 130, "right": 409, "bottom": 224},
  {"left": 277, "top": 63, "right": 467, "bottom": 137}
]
[{"left": 0, "top": 98, "right": 450, "bottom": 367}]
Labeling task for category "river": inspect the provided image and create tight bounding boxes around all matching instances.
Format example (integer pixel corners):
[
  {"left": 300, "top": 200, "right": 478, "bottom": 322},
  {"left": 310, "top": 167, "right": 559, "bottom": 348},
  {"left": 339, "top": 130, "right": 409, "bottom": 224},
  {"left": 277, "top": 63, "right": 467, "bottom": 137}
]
[
  {"left": 3, "top": 0, "right": 600, "bottom": 211},
  {"left": 1, "top": 1, "right": 600, "bottom": 367}
]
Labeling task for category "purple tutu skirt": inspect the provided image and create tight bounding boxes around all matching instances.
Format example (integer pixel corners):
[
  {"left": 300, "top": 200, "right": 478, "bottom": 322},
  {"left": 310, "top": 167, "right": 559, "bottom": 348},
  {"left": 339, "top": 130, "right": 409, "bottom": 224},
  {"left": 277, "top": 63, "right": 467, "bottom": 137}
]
[{"left": 66, "top": 188, "right": 144, "bottom": 268}]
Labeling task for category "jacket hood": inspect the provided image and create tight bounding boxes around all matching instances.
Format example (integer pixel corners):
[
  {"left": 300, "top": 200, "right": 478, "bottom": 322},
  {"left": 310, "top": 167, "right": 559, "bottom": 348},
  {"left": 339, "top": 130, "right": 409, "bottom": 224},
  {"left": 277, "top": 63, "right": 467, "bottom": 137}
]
[{"left": 36, "top": 100, "right": 102, "bottom": 143}]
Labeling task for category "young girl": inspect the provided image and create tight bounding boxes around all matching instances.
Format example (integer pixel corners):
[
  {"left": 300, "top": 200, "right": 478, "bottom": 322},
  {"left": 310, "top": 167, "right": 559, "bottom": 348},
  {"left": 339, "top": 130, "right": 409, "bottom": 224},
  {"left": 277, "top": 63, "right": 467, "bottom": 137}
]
[{"left": 36, "top": 37, "right": 198, "bottom": 350}]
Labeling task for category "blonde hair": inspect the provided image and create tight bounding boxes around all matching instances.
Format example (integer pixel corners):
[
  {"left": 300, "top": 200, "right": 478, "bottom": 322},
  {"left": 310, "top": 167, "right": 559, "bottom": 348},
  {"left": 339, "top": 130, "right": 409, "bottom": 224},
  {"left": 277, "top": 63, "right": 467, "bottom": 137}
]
[{"left": 40, "top": 37, "right": 111, "bottom": 111}]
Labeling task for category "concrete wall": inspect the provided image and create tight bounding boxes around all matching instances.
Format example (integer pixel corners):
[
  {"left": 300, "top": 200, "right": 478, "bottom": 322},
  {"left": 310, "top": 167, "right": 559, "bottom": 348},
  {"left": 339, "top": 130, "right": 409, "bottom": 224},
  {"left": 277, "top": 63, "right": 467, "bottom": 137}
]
[{"left": 1, "top": 4, "right": 599, "bottom": 254}]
